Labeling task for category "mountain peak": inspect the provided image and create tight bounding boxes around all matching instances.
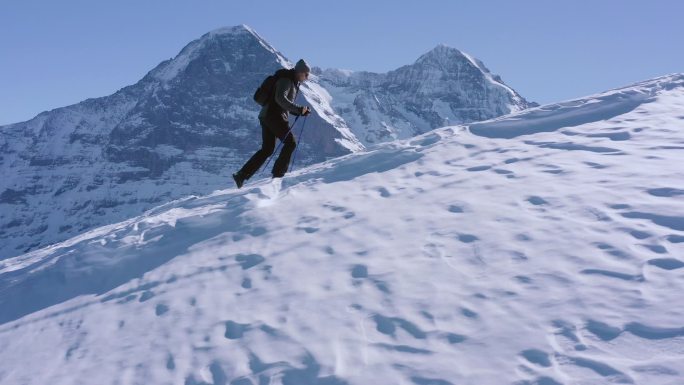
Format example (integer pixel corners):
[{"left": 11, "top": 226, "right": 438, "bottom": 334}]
[
  {"left": 417, "top": 44, "right": 466, "bottom": 61},
  {"left": 412, "top": 44, "right": 500, "bottom": 80},
  {"left": 430, "top": 43, "right": 463, "bottom": 54},
  {"left": 203, "top": 24, "right": 258, "bottom": 40},
  {"left": 149, "top": 24, "right": 290, "bottom": 82},
  {"left": 413, "top": 44, "right": 490, "bottom": 74}
]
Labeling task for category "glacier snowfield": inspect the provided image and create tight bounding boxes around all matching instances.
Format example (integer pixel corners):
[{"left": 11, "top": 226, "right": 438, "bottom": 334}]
[{"left": 1, "top": 74, "right": 683, "bottom": 385}]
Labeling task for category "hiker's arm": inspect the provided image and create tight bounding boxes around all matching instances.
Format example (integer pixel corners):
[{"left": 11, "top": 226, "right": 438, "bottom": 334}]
[{"left": 274, "top": 78, "right": 304, "bottom": 115}]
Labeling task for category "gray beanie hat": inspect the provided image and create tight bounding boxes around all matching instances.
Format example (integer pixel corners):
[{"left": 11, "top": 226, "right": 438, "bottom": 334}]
[{"left": 294, "top": 59, "right": 311, "bottom": 73}]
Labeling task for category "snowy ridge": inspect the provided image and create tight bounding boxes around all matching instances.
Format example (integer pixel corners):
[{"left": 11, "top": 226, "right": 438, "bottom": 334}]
[
  {"left": 299, "top": 76, "right": 365, "bottom": 152},
  {"left": 1, "top": 74, "right": 683, "bottom": 385},
  {"left": 459, "top": 50, "right": 527, "bottom": 108},
  {"left": 470, "top": 73, "right": 684, "bottom": 139},
  {"left": 240, "top": 24, "right": 292, "bottom": 69}
]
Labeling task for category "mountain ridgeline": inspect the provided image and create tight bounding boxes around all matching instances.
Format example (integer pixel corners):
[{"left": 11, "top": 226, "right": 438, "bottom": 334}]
[{"left": 316, "top": 44, "right": 534, "bottom": 145}]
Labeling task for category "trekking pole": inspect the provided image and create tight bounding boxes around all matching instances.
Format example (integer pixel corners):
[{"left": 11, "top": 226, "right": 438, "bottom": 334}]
[
  {"left": 260, "top": 115, "right": 300, "bottom": 176},
  {"left": 289, "top": 114, "right": 308, "bottom": 172}
]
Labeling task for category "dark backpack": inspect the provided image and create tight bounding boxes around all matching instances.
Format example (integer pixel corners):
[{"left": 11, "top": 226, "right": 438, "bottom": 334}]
[{"left": 253, "top": 69, "right": 291, "bottom": 106}]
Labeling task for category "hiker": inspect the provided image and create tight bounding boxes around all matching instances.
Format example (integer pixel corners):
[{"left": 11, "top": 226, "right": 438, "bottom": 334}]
[{"left": 232, "top": 59, "right": 312, "bottom": 188}]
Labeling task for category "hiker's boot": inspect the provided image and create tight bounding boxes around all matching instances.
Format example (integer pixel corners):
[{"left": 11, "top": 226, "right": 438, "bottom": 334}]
[{"left": 232, "top": 171, "right": 247, "bottom": 188}]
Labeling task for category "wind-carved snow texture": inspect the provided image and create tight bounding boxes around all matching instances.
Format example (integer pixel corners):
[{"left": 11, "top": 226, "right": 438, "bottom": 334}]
[
  {"left": 0, "top": 25, "right": 527, "bottom": 261},
  {"left": 0, "top": 73, "right": 683, "bottom": 385}
]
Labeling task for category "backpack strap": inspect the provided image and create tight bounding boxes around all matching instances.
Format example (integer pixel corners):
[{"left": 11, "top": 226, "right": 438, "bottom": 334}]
[{"left": 294, "top": 80, "right": 301, "bottom": 102}]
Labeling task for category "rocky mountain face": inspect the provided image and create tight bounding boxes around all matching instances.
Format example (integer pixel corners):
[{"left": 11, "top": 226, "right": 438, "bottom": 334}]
[
  {"left": 0, "top": 25, "right": 360, "bottom": 259},
  {"left": 0, "top": 25, "right": 530, "bottom": 259},
  {"left": 315, "top": 44, "right": 535, "bottom": 145}
]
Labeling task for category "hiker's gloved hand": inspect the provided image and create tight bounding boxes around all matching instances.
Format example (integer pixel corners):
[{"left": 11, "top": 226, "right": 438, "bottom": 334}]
[{"left": 300, "top": 106, "right": 311, "bottom": 116}]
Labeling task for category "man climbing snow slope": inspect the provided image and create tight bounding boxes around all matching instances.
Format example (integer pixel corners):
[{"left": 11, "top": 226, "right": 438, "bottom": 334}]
[{"left": 232, "top": 59, "right": 312, "bottom": 188}]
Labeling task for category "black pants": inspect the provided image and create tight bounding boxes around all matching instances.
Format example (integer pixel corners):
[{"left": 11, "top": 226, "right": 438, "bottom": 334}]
[{"left": 239, "top": 117, "right": 296, "bottom": 179}]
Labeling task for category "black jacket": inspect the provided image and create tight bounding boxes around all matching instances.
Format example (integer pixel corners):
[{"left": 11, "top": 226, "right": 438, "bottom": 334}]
[{"left": 259, "top": 69, "right": 303, "bottom": 122}]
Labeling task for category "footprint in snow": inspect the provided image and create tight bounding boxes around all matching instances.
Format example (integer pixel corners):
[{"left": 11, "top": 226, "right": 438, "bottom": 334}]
[
  {"left": 580, "top": 268, "right": 644, "bottom": 282},
  {"left": 640, "top": 243, "right": 668, "bottom": 254},
  {"left": 155, "top": 303, "right": 169, "bottom": 316},
  {"left": 235, "top": 254, "right": 265, "bottom": 270},
  {"left": 667, "top": 234, "right": 684, "bottom": 243},
  {"left": 376, "top": 186, "right": 391, "bottom": 198},
  {"left": 583, "top": 161, "right": 609, "bottom": 169},
  {"left": 527, "top": 196, "right": 549, "bottom": 206},
  {"left": 466, "top": 165, "right": 491, "bottom": 172},
  {"left": 350, "top": 264, "right": 368, "bottom": 278},
  {"left": 645, "top": 187, "right": 684, "bottom": 197},
  {"left": 646, "top": 258, "right": 684, "bottom": 270},
  {"left": 224, "top": 320, "right": 250, "bottom": 339},
  {"left": 492, "top": 168, "right": 514, "bottom": 175},
  {"left": 457, "top": 233, "right": 479, "bottom": 243},
  {"left": 520, "top": 348, "right": 552, "bottom": 367},
  {"left": 620, "top": 211, "right": 684, "bottom": 231},
  {"left": 447, "top": 204, "right": 464, "bottom": 213}
]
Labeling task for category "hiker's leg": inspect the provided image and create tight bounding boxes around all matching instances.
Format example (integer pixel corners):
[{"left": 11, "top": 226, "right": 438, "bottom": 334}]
[
  {"left": 239, "top": 119, "right": 276, "bottom": 179},
  {"left": 272, "top": 128, "right": 297, "bottom": 178}
]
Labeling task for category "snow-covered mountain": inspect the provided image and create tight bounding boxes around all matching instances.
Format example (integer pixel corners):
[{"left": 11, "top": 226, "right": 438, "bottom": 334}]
[
  {"left": 0, "top": 25, "right": 531, "bottom": 261},
  {"left": 0, "top": 25, "right": 362, "bottom": 260},
  {"left": 315, "top": 44, "right": 535, "bottom": 145},
  {"left": 1, "top": 73, "right": 682, "bottom": 385}
]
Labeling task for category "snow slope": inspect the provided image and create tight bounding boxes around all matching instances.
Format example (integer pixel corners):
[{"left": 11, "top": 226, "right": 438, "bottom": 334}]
[{"left": 1, "top": 74, "right": 683, "bottom": 385}]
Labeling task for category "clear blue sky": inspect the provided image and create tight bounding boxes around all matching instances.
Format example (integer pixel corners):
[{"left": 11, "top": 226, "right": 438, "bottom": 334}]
[{"left": 1, "top": 0, "right": 682, "bottom": 125}]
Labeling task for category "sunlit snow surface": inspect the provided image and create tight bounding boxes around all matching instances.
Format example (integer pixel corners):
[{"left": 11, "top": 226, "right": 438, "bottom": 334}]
[{"left": 1, "top": 74, "right": 683, "bottom": 385}]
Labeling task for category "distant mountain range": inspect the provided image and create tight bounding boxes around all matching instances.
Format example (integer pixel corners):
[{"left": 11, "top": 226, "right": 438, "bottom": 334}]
[{"left": 316, "top": 43, "right": 533, "bottom": 145}]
